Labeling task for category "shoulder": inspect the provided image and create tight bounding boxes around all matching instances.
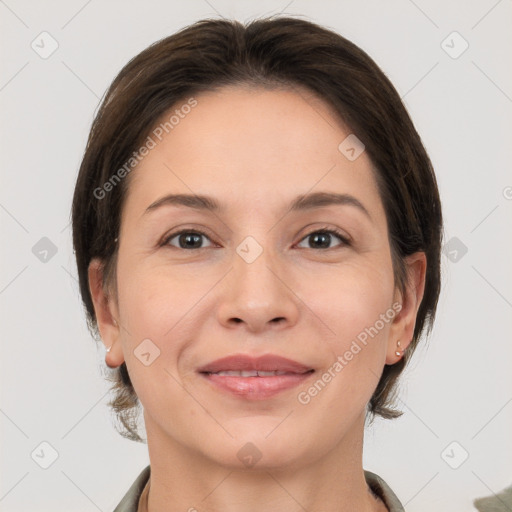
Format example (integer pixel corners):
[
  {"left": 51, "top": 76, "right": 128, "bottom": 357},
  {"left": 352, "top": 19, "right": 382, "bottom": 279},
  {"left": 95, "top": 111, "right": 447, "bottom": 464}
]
[
  {"left": 112, "top": 465, "right": 151, "bottom": 512},
  {"left": 364, "top": 470, "right": 405, "bottom": 512}
]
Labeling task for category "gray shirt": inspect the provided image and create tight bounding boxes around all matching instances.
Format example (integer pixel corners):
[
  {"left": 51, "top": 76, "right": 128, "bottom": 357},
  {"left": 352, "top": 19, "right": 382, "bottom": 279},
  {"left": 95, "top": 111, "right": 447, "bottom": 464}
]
[{"left": 113, "top": 465, "right": 405, "bottom": 511}]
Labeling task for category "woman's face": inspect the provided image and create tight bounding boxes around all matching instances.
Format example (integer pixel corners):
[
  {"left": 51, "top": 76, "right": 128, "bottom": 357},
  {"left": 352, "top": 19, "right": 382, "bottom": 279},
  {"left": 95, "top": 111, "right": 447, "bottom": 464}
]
[{"left": 92, "top": 85, "right": 424, "bottom": 469}]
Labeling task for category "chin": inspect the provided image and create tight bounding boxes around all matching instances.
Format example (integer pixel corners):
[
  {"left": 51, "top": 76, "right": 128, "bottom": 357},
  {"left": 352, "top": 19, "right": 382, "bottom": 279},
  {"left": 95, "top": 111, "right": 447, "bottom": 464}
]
[{"left": 204, "top": 430, "right": 309, "bottom": 471}]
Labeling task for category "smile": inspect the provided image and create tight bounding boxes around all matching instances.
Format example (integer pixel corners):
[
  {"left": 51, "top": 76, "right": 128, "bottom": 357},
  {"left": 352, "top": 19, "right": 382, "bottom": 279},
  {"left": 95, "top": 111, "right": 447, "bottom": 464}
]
[{"left": 200, "top": 370, "right": 315, "bottom": 400}]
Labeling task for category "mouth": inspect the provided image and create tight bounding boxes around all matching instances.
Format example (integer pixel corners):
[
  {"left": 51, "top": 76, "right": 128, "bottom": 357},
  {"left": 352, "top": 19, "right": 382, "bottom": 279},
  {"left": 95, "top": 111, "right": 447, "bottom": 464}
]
[
  {"left": 197, "top": 353, "right": 314, "bottom": 374},
  {"left": 205, "top": 370, "right": 311, "bottom": 377},
  {"left": 197, "top": 354, "right": 315, "bottom": 400}
]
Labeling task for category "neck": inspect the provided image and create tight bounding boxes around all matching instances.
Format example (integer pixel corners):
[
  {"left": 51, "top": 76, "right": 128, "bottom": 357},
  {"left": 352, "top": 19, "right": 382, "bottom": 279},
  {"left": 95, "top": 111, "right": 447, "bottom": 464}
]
[{"left": 142, "top": 411, "right": 388, "bottom": 512}]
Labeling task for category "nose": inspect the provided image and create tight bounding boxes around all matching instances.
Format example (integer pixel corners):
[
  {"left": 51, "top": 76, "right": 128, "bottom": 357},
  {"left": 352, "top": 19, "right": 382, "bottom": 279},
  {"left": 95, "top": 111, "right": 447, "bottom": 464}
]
[{"left": 215, "top": 243, "right": 300, "bottom": 334}]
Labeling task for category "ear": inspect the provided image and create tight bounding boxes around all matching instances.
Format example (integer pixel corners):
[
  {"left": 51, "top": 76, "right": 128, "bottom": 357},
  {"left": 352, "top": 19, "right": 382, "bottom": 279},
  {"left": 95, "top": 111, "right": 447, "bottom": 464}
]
[
  {"left": 88, "top": 258, "right": 125, "bottom": 368},
  {"left": 386, "top": 252, "right": 427, "bottom": 364}
]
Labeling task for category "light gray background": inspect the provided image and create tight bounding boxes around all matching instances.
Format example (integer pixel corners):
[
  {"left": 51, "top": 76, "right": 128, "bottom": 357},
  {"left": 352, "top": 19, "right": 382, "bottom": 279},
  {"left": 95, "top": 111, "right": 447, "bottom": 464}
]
[{"left": 1, "top": 1, "right": 511, "bottom": 511}]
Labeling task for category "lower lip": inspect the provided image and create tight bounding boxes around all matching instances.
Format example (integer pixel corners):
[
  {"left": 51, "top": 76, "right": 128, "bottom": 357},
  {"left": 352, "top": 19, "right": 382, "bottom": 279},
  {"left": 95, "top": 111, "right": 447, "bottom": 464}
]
[{"left": 200, "top": 371, "right": 315, "bottom": 400}]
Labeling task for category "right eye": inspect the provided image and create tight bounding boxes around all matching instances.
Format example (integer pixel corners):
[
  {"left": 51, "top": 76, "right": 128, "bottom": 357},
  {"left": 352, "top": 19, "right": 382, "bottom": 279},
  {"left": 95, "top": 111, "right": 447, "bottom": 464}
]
[{"left": 161, "top": 229, "right": 215, "bottom": 250}]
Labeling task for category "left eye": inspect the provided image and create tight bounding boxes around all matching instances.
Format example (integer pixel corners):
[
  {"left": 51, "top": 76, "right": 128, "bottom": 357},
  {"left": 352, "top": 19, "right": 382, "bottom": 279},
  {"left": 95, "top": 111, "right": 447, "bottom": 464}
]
[{"left": 296, "top": 229, "right": 349, "bottom": 249}]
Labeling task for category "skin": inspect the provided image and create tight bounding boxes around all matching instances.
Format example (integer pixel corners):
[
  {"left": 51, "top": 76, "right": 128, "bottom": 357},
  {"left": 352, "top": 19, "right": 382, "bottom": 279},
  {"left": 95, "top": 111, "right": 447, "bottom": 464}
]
[{"left": 89, "top": 85, "right": 426, "bottom": 512}]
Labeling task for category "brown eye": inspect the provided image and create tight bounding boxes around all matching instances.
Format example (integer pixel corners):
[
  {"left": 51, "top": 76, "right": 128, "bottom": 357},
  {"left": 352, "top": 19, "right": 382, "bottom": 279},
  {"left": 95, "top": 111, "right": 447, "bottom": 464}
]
[
  {"left": 296, "top": 229, "right": 350, "bottom": 250},
  {"left": 163, "top": 230, "right": 213, "bottom": 249}
]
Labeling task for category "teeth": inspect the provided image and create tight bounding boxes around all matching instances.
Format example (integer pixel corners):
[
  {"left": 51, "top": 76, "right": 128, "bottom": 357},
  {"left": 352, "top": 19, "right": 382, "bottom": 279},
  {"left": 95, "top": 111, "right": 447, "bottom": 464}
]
[
  {"left": 215, "top": 370, "right": 258, "bottom": 377},
  {"left": 214, "top": 370, "right": 289, "bottom": 377}
]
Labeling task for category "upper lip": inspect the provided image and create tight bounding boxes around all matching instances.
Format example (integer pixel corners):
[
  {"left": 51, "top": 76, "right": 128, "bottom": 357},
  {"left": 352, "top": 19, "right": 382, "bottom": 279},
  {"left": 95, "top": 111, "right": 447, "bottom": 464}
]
[{"left": 198, "top": 354, "right": 314, "bottom": 374}]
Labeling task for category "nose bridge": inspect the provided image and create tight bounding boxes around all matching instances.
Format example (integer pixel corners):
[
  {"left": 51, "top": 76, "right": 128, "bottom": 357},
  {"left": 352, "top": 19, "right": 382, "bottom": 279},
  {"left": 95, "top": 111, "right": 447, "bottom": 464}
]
[{"left": 216, "top": 234, "right": 299, "bottom": 332}]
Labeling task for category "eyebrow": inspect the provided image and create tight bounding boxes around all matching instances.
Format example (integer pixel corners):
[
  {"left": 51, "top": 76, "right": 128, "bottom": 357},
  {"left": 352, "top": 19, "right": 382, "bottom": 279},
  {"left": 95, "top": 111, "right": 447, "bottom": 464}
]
[{"left": 143, "top": 191, "right": 371, "bottom": 219}]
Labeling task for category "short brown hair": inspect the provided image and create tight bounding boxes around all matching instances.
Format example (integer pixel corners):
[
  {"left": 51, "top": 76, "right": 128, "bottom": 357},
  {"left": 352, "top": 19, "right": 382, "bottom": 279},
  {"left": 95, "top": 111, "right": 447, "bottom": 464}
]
[{"left": 72, "top": 16, "right": 443, "bottom": 442}]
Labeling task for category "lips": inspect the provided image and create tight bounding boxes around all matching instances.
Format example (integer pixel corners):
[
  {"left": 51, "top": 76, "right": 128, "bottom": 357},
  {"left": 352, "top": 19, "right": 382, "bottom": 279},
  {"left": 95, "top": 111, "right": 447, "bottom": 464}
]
[
  {"left": 197, "top": 354, "right": 314, "bottom": 375},
  {"left": 197, "top": 354, "right": 315, "bottom": 400}
]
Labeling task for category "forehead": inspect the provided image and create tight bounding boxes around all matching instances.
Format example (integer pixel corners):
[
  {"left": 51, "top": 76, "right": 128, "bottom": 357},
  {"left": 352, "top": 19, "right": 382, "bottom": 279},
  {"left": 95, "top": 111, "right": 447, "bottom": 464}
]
[{"left": 122, "top": 85, "right": 384, "bottom": 223}]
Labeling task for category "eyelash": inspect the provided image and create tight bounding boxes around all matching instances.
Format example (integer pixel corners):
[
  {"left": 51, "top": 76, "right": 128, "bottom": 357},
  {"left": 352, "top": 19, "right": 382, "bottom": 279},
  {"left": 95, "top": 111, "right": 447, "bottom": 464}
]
[{"left": 160, "top": 226, "right": 351, "bottom": 251}]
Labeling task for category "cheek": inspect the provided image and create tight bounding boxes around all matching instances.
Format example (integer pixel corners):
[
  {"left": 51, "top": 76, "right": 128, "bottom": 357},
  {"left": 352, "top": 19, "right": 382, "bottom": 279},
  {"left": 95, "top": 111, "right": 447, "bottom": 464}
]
[
  {"left": 114, "top": 256, "right": 221, "bottom": 388},
  {"left": 114, "top": 260, "right": 191, "bottom": 386},
  {"left": 302, "top": 256, "right": 395, "bottom": 346},
  {"left": 116, "top": 254, "right": 200, "bottom": 336},
  {"left": 294, "top": 264, "right": 395, "bottom": 421},
  {"left": 114, "top": 266, "right": 194, "bottom": 418}
]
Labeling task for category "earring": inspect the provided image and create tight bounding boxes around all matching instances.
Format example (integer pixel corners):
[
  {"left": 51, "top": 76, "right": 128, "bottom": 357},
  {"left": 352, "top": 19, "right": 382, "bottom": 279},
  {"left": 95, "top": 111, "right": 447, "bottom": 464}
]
[
  {"left": 395, "top": 340, "right": 402, "bottom": 357},
  {"left": 113, "top": 318, "right": 118, "bottom": 326},
  {"left": 106, "top": 345, "right": 112, "bottom": 353}
]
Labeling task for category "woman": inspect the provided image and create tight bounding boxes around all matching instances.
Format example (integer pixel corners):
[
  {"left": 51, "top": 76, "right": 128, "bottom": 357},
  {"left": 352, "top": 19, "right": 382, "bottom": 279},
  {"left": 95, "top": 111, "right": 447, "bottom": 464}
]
[{"left": 72, "top": 16, "right": 442, "bottom": 512}]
